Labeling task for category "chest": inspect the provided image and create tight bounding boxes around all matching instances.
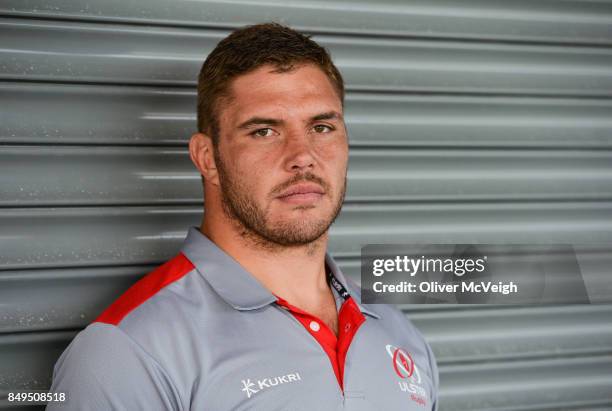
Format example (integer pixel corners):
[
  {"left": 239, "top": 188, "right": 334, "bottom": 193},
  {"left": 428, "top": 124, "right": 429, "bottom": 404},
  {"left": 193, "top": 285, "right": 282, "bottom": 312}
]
[{"left": 184, "top": 307, "right": 436, "bottom": 411}]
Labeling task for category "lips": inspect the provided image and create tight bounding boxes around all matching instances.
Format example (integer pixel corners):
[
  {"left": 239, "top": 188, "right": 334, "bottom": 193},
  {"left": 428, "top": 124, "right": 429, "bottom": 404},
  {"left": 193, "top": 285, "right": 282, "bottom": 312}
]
[
  {"left": 275, "top": 182, "right": 327, "bottom": 206},
  {"left": 276, "top": 183, "right": 325, "bottom": 199}
]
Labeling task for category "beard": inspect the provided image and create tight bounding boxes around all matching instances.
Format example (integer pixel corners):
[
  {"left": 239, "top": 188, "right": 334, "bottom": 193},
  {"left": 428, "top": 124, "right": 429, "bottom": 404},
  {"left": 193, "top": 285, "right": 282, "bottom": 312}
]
[{"left": 213, "top": 147, "right": 346, "bottom": 247}]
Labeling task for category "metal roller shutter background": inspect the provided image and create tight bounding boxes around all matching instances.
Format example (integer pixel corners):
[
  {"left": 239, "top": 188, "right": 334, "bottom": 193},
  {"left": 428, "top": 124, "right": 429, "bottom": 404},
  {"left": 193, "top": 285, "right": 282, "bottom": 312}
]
[{"left": 1, "top": 1, "right": 611, "bottom": 410}]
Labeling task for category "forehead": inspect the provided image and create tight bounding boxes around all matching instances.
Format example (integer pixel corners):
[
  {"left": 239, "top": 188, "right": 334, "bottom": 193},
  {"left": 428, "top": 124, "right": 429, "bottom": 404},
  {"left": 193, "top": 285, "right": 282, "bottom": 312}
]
[{"left": 222, "top": 63, "right": 342, "bottom": 123}]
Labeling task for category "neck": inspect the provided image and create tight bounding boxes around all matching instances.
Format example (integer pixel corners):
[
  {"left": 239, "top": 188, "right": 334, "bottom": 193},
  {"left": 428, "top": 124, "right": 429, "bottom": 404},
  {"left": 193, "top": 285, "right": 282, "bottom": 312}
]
[{"left": 199, "top": 213, "right": 331, "bottom": 308}]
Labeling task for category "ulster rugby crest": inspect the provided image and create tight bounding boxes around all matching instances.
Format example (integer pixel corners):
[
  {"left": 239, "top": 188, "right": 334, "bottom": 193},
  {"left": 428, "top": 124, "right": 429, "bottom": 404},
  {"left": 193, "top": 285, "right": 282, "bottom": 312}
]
[{"left": 385, "top": 344, "right": 428, "bottom": 407}]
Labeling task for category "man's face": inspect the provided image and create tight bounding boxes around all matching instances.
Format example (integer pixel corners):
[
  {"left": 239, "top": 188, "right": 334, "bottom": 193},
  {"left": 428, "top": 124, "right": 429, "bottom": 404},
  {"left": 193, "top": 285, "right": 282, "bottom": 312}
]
[{"left": 213, "top": 63, "right": 348, "bottom": 246}]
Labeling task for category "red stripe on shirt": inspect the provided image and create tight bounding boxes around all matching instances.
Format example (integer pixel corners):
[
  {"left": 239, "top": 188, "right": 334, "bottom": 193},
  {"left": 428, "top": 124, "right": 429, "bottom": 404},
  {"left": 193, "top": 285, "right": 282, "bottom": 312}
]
[{"left": 94, "top": 252, "right": 195, "bottom": 326}]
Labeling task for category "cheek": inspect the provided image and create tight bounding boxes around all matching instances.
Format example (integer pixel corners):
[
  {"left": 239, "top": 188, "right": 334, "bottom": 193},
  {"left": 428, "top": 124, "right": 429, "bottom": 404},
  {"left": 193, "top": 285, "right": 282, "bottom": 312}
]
[
  {"left": 321, "top": 141, "right": 348, "bottom": 177},
  {"left": 228, "top": 147, "right": 261, "bottom": 179},
  {"left": 236, "top": 159, "right": 271, "bottom": 197},
  {"left": 316, "top": 134, "right": 347, "bottom": 157}
]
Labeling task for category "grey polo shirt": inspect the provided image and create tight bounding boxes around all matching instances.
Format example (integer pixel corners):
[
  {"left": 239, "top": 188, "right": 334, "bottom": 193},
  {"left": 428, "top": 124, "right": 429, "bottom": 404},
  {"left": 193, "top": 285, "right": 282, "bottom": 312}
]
[{"left": 48, "top": 226, "right": 439, "bottom": 410}]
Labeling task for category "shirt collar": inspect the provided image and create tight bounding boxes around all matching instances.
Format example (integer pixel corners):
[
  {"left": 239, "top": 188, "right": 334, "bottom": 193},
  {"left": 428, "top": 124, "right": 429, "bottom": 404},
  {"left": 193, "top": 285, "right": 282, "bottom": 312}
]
[
  {"left": 324, "top": 248, "right": 380, "bottom": 319},
  {"left": 180, "top": 226, "right": 380, "bottom": 319}
]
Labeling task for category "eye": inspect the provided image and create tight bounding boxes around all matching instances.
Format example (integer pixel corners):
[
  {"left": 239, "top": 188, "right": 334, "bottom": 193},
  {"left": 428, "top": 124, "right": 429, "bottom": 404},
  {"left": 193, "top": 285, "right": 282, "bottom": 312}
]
[
  {"left": 250, "top": 128, "right": 275, "bottom": 138},
  {"left": 312, "top": 124, "right": 334, "bottom": 133}
]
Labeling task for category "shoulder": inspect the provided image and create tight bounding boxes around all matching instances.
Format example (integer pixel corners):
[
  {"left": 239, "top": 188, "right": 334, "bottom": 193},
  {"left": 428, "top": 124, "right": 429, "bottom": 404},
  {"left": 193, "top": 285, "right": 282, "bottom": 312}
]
[
  {"left": 94, "top": 252, "right": 197, "bottom": 326},
  {"left": 49, "top": 254, "right": 215, "bottom": 410},
  {"left": 54, "top": 321, "right": 156, "bottom": 372},
  {"left": 88, "top": 252, "right": 221, "bottom": 380},
  {"left": 68, "top": 251, "right": 201, "bottom": 373},
  {"left": 49, "top": 322, "right": 182, "bottom": 411}
]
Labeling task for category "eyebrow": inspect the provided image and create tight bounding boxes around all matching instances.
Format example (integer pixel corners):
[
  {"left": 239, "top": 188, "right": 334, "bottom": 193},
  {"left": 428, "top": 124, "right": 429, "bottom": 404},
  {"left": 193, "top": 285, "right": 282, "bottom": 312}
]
[{"left": 236, "top": 111, "right": 343, "bottom": 130}]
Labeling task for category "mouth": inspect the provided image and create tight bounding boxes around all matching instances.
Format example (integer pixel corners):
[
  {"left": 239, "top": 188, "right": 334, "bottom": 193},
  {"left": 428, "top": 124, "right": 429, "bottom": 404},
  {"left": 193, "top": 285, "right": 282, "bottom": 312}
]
[{"left": 276, "top": 183, "right": 325, "bottom": 205}]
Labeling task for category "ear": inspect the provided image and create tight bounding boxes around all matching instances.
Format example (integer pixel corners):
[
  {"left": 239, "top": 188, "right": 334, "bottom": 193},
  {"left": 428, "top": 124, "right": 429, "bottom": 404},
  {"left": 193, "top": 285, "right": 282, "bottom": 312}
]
[{"left": 189, "top": 132, "right": 220, "bottom": 186}]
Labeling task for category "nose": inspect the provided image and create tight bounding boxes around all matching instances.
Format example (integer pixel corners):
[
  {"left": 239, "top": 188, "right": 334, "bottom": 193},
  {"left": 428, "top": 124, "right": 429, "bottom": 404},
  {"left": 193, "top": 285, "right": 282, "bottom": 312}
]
[{"left": 283, "top": 130, "right": 316, "bottom": 173}]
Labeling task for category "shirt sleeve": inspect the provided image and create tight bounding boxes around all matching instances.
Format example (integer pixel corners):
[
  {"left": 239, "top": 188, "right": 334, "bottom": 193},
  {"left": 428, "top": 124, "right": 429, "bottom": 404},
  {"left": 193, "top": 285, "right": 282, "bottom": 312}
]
[{"left": 46, "top": 322, "right": 181, "bottom": 411}]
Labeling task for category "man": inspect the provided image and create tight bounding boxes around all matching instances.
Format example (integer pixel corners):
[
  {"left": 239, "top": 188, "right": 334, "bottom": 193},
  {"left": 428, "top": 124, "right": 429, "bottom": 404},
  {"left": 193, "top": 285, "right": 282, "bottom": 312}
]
[{"left": 48, "top": 23, "right": 439, "bottom": 410}]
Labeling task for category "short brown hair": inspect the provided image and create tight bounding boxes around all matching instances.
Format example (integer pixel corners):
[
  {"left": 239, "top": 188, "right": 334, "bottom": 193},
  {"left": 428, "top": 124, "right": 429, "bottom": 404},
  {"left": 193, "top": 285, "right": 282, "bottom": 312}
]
[{"left": 196, "top": 22, "right": 345, "bottom": 144}]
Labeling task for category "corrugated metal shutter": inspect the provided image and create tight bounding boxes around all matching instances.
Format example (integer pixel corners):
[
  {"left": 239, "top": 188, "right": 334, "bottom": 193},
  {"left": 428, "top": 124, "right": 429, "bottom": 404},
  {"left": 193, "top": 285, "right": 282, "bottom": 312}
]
[{"left": 1, "top": 2, "right": 611, "bottom": 410}]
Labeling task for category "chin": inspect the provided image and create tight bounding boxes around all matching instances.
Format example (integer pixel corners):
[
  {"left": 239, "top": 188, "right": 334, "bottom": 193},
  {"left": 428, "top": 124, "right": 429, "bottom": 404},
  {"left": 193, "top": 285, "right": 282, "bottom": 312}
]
[
  {"left": 274, "top": 208, "right": 329, "bottom": 224},
  {"left": 268, "top": 215, "right": 330, "bottom": 234}
]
